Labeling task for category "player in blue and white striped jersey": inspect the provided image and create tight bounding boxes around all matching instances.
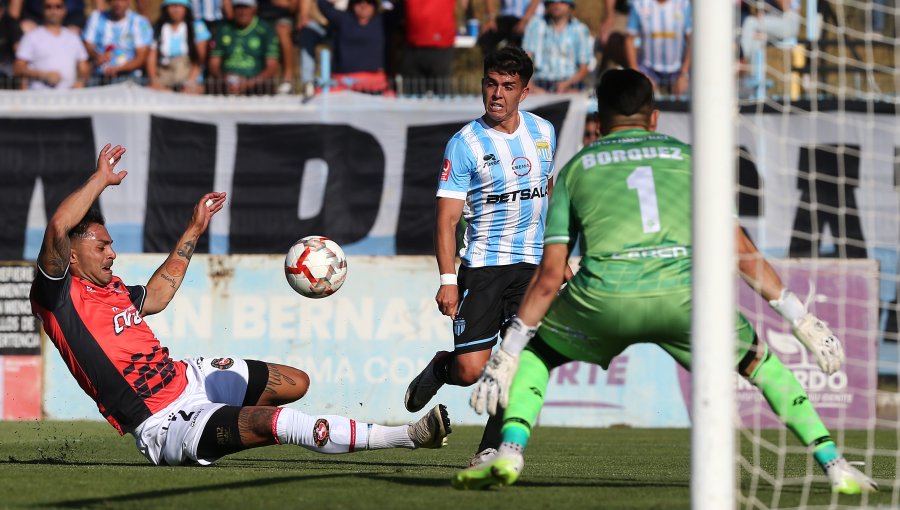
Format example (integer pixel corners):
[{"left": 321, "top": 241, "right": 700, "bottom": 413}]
[
  {"left": 405, "top": 46, "right": 560, "bottom": 467},
  {"left": 625, "top": 0, "right": 692, "bottom": 96}
]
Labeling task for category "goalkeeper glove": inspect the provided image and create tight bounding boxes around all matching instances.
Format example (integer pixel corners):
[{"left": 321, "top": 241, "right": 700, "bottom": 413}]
[
  {"left": 770, "top": 289, "right": 845, "bottom": 375},
  {"left": 469, "top": 318, "right": 538, "bottom": 415}
]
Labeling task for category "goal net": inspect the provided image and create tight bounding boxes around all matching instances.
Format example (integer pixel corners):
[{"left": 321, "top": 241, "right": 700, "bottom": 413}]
[{"left": 732, "top": 0, "right": 898, "bottom": 508}]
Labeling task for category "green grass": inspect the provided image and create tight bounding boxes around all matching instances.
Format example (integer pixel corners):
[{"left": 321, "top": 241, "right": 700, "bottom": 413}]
[{"left": 0, "top": 422, "right": 895, "bottom": 509}]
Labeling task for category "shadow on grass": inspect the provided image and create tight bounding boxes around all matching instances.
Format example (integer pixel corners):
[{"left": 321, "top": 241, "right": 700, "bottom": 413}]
[
  {"left": 2, "top": 457, "right": 147, "bottom": 467},
  {"left": 227, "top": 456, "right": 453, "bottom": 470},
  {"left": 35, "top": 472, "right": 360, "bottom": 508},
  {"left": 378, "top": 475, "right": 692, "bottom": 490}
]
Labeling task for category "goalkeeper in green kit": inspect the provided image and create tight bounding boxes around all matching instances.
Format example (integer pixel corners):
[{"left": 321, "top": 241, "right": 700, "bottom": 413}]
[{"left": 452, "top": 69, "right": 878, "bottom": 495}]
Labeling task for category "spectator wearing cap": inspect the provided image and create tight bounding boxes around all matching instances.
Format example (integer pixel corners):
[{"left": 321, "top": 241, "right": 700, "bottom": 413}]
[
  {"left": 82, "top": 0, "right": 153, "bottom": 83},
  {"left": 14, "top": 0, "right": 89, "bottom": 88},
  {"left": 625, "top": 0, "right": 692, "bottom": 96},
  {"left": 522, "top": 0, "right": 593, "bottom": 93},
  {"left": 315, "top": 0, "right": 387, "bottom": 93},
  {"left": 0, "top": 0, "right": 22, "bottom": 88},
  {"left": 147, "top": 0, "right": 210, "bottom": 93},
  {"left": 8, "top": 0, "right": 93, "bottom": 34},
  {"left": 208, "top": 0, "right": 280, "bottom": 94}
]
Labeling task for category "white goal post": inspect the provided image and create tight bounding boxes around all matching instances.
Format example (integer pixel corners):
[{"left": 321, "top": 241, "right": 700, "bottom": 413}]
[{"left": 691, "top": 0, "right": 737, "bottom": 508}]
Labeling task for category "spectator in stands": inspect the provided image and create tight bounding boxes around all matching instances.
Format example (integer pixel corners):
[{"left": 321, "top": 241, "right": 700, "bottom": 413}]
[
  {"left": 625, "top": 0, "right": 692, "bottom": 96},
  {"left": 8, "top": 0, "right": 92, "bottom": 33},
  {"left": 257, "top": 0, "right": 295, "bottom": 94},
  {"left": 522, "top": 0, "right": 593, "bottom": 93},
  {"left": 208, "top": 0, "right": 280, "bottom": 95},
  {"left": 599, "top": 0, "right": 626, "bottom": 46},
  {"left": 740, "top": 0, "right": 800, "bottom": 61},
  {"left": 192, "top": 0, "right": 231, "bottom": 35},
  {"left": 479, "top": 0, "right": 541, "bottom": 54},
  {"left": 82, "top": 0, "right": 153, "bottom": 84},
  {"left": 316, "top": 0, "right": 387, "bottom": 93},
  {"left": 595, "top": 0, "right": 630, "bottom": 72},
  {"left": 147, "top": 0, "right": 210, "bottom": 93},
  {"left": 400, "top": 0, "right": 460, "bottom": 96},
  {"left": 294, "top": 0, "right": 327, "bottom": 92},
  {"left": 0, "top": 0, "right": 22, "bottom": 88},
  {"left": 14, "top": 0, "right": 89, "bottom": 89}
]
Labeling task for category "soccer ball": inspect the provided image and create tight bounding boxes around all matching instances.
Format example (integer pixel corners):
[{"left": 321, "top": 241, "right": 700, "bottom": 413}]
[{"left": 284, "top": 236, "right": 348, "bottom": 298}]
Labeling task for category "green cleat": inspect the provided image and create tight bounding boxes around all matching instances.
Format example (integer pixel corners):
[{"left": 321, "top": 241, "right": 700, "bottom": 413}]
[
  {"left": 826, "top": 458, "right": 878, "bottom": 495},
  {"left": 452, "top": 454, "right": 524, "bottom": 490}
]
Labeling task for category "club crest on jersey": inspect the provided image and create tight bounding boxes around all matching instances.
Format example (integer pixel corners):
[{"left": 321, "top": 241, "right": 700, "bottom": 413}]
[
  {"left": 510, "top": 156, "right": 532, "bottom": 176},
  {"left": 440, "top": 159, "right": 451, "bottom": 181},
  {"left": 313, "top": 418, "right": 330, "bottom": 447},
  {"left": 453, "top": 317, "right": 466, "bottom": 336},
  {"left": 211, "top": 358, "right": 234, "bottom": 370},
  {"left": 536, "top": 140, "right": 552, "bottom": 161}
]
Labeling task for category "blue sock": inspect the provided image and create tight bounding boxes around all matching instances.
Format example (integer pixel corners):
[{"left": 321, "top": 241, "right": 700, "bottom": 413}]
[{"left": 813, "top": 441, "right": 841, "bottom": 472}]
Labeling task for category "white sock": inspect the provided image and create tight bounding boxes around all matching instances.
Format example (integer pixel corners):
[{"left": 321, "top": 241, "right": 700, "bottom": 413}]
[
  {"left": 274, "top": 408, "right": 371, "bottom": 454},
  {"left": 367, "top": 424, "right": 415, "bottom": 449},
  {"left": 498, "top": 441, "right": 524, "bottom": 456}
]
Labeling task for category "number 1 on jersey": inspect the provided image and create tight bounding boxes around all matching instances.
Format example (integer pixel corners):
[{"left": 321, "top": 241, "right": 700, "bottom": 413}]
[{"left": 626, "top": 166, "right": 661, "bottom": 233}]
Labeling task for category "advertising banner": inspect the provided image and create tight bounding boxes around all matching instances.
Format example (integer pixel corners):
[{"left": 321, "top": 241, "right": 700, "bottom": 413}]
[{"left": 42, "top": 255, "right": 877, "bottom": 428}]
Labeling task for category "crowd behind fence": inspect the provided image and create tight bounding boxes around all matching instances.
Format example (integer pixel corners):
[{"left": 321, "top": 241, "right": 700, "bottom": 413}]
[{"left": 0, "top": 0, "right": 895, "bottom": 102}]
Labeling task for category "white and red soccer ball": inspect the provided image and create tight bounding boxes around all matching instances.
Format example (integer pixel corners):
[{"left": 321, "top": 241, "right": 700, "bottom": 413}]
[{"left": 284, "top": 236, "right": 348, "bottom": 298}]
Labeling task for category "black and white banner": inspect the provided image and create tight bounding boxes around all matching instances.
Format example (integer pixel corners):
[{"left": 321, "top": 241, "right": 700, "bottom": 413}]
[{"left": 0, "top": 85, "right": 585, "bottom": 259}]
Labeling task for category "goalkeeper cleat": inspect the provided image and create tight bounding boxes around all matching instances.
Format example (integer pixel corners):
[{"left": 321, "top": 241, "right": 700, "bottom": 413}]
[
  {"left": 826, "top": 458, "right": 878, "bottom": 494},
  {"left": 408, "top": 404, "right": 452, "bottom": 449},
  {"left": 468, "top": 448, "right": 498, "bottom": 467},
  {"left": 453, "top": 452, "right": 524, "bottom": 490},
  {"left": 405, "top": 351, "right": 450, "bottom": 412}
]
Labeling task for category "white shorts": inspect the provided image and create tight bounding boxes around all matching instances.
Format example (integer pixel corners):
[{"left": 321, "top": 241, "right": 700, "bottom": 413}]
[{"left": 133, "top": 356, "right": 252, "bottom": 466}]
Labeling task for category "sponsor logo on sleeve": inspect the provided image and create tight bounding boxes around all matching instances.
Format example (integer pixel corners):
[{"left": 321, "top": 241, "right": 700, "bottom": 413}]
[{"left": 440, "top": 159, "right": 451, "bottom": 181}]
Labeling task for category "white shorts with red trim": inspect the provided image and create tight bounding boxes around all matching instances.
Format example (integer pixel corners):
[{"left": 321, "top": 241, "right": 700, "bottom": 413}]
[{"left": 133, "top": 356, "right": 250, "bottom": 466}]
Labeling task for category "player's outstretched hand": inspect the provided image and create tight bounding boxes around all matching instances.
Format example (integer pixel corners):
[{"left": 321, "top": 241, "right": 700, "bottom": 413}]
[
  {"left": 470, "top": 349, "right": 519, "bottom": 416},
  {"left": 792, "top": 313, "right": 845, "bottom": 375},
  {"left": 96, "top": 143, "right": 127, "bottom": 186},
  {"left": 190, "top": 192, "right": 227, "bottom": 234}
]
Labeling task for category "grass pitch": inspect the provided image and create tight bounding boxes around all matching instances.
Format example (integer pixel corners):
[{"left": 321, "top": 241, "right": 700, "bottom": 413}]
[{"left": 0, "top": 421, "right": 895, "bottom": 509}]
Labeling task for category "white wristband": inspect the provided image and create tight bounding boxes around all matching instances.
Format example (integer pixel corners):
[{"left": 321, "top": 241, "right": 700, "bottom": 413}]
[
  {"left": 769, "top": 289, "right": 807, "bottom": 324},
  {"left": 440, "top": 273, "right": 457, "bottom": 286},
  {"left": 500, "top": 317, "right": 539, "bottom": 355}
]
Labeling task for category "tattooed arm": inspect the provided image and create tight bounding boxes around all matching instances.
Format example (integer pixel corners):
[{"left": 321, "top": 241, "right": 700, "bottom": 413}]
[{"left": 142, "top": 192, "right": 227, "bottom": 316}]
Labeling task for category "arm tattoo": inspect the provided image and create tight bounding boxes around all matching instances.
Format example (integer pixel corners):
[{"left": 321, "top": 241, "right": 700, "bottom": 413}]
[
  {"left": 264, "top": 364, "right": 297, "bottom": 396},
  {"left": 176, "top": 240, "right": 196, "bottom": 260}
]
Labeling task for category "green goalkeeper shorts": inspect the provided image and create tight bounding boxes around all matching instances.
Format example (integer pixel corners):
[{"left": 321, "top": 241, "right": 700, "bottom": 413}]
[{"left": 538, "top": 273, "right": 756, "bottom": 370}]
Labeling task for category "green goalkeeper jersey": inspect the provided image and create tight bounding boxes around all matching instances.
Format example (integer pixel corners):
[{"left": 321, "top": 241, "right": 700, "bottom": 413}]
[{"left": 546, "top": 128, "right": 692, "bottom": 294}]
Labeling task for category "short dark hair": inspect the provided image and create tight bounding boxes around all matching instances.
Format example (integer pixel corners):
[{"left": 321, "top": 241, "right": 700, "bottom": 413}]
[
  {"left": 483, "top": 46, "right": 534, "bottom": 86},
  {"left": 68, "top": 206, "right": 106, "bottom": 239},
  {"left": 595, "top": 69, "right": 654, "bottom": 127}
]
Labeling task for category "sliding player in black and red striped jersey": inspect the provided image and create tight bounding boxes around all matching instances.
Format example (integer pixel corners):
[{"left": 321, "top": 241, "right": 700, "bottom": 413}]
[{"left": 31, "top": 143, "right": 451, "bottom": 466}]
